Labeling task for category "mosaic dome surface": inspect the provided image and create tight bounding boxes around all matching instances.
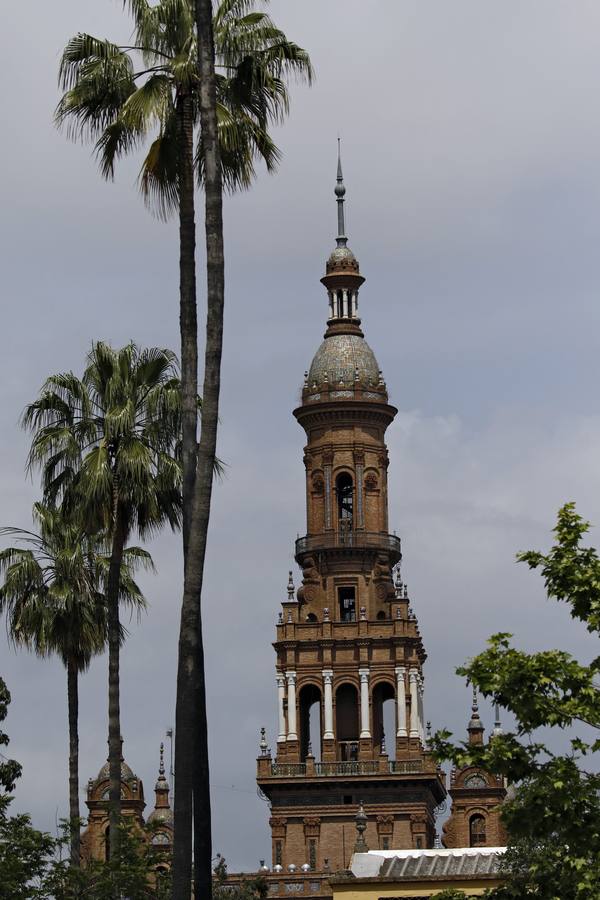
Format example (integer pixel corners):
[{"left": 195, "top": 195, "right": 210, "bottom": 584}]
[
  {"left": 96, "top": 759, "right": 136, "bottom": 783},
  {"left": 307, "top": 333, "right": 380, "bottom": 388}
]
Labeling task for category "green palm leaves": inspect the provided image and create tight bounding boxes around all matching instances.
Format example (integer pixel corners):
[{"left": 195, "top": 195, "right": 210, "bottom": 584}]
[
  {"left": 23, "top": 342, "right": 183, "bottom": 539},
  {"left": 55, "top": 0, "right": 313, "bottom": 212},
  {"left": 15, "top": 340, "right": 184, "bottom": 861}
]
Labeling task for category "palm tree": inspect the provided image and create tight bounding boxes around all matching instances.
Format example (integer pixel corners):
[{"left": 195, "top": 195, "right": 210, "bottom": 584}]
[
  {"left": 55, "top": 0, "right": 312, "bottom": 550},
  {"left": 23, "top": 342, "right": 182, "bottom": 860},
  {"left": 56, "top": 3, "right": 312, "bottom": 890},
  {"left": 0, "top": 502, "right": 150, "bottom": 867}
]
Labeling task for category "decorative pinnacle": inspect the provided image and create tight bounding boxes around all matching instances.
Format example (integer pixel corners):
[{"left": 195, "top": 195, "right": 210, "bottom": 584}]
[
  {"left": 468, "top": 685, "right": 484, "bottom": 731},
  {"left": 287, "top": 571, "right": 295, "bottom": 600},
  {"left": 159, "top": 742, "right": 165, "bottom": 777},
  {"left": 354, "top": 802, "right": 368, "bottom": 852},
  {"left": 493, "top": 703, "right": 503, "bottom": 737},
  {"left": 335, "top": 138, "right": 347, "bottom": 248}
]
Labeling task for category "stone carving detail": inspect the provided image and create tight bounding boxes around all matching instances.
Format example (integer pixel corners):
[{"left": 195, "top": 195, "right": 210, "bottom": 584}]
[
  {"left": 365, "top": 472, "right": 378, "bottom": 492},
  {"left": 270, "top": 816, "right": 288, "bottom": 837},
  {"left": 303, "top": 816, "right": 321, "bottom": 836},
  {"left": 297, "top": 555, "right": 320, "bottom": 605},
  {"left": 312, "top": 473, "right": 325, "bottom": 495}
]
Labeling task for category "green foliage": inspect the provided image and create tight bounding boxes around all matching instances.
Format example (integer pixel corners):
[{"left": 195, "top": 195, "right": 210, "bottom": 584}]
[
  {"left": 46, "top": 822, "right": 172, "bottom": 899},
  {"left": 431, "top": 504, "right": 600, "bottom": 900},
  {"left": 430, "top": 890, "right": 473, "bottom": 899},
  {"left": 0, "top": 502, "right": 149, "bottom": 670},
  {"left": 23, "top": 341, "right": 183, "bottom": 539},
  {"left": 56, "top": 0, "right": 313, "bottom": 212},
  {"left": 213, "top": 854, "right": 268, "bottom": 900},
  {"left": 0, "top": 677, "right": 58, "bottom": 899}
]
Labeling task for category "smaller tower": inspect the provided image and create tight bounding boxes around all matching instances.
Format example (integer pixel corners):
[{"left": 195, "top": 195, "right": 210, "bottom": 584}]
[
  {"left": 443, "top": 691, "right": 507, "bottom": 849},
  {"left": 147, "top": 743, "right": 174, "bottom": 872},
  {"left": 81, "top": 739, "right": 145, "bottom": 863}
]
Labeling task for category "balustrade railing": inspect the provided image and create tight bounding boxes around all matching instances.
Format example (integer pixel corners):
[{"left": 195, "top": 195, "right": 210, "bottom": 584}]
[
  {"left": 390, "top": 759, "right": 426, "bottom": 774},
  {"left": 314, "top": 761, "right": 380, "bottom": 776},
  {"left": 268, "top": 759, "right": 430, "bottom": 777},
  {"left": 295, "top": 531, "right": 401, "bottom": 560}
]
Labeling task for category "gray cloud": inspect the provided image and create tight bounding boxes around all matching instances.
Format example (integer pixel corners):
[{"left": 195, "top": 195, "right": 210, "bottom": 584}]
[{"left": 2, "top": 0, "right": 600, "bottom": 872}]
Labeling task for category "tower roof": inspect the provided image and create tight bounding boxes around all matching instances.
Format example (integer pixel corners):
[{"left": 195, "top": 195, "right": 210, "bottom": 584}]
[
  {"left": 467, "top": 686, "right": 485, "bottom": 745},
  {"left": 147, "top": 742, "right": 173, "bottom": 827},
  {"left": 304, "top": 148, "right": 386, "bottom": 399}
]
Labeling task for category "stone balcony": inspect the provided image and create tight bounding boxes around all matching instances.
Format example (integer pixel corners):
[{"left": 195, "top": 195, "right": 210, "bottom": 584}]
[
  {"left": 295, "top": 530, "right": 401, "bottom": 566},
  {"left": 257, "top": 754, "right": 442, "bottom": 781}
]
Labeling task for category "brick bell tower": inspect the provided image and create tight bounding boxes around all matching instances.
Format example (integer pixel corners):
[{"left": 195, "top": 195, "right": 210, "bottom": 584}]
[{"left": 256, "top": 150, "right": 446, "bottom": 874}]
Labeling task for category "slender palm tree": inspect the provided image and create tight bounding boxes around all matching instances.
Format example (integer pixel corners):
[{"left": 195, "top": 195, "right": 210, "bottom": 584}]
[
  {"left": 0, "top": 502, "right": 150, "bottom": 867},
  {"left": 22, "top": 342, "right": 182, "bottom": 859},
  {"left": 55, "top": 0, "right": 312, "bottom": 551},
  {"left": 172, "top": 1, "right": 223, "bottom": 895}
]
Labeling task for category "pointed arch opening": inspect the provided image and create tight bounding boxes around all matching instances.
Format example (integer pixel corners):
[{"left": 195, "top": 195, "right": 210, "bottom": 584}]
[
  {"left": 372, "top": 681, "right": 396, "bottom": 759},
  {"left": 335, "top": 682, "right": 359, "bottom": 761},
  {"left": 299, "top": 684, "right": 322, "bottom": 762}
]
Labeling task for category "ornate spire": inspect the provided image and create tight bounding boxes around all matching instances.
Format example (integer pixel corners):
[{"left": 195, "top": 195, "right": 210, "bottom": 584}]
[
  {"left": 335, "top": 138, "right": 347, "bottom": 247},
  {"left": 467, "top": 685, "right": 485, "bottom": 745},
  {"left": 159, "top": 741, "right": 165, "bottom": 776}
]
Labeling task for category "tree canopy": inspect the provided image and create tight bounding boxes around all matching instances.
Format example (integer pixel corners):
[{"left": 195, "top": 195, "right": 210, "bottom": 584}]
[{"left": 431, "top": 504, "right": 600, "bottom": 900}]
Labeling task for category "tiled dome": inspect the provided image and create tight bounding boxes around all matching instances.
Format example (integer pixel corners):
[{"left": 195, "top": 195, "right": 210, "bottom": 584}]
[{"left": 307, "top": 333, "right": 380, "bottom": 389}]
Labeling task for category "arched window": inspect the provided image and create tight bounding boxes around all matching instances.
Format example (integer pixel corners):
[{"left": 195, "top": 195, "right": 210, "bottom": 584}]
[
  {"left": 372, "top": 681, "right": 396, "bottom": 759},
  {"left": 299, "top": 684, "right": 322, "bottom": 762},
  {"left": 469, "top": 814, "right": 486, "bottom": 847},
  {"left": 336, "top": 473, "right": 353, "bottom": 527},
  {"left": 336, "top": 683, "right": 359, "bottom": 760}
]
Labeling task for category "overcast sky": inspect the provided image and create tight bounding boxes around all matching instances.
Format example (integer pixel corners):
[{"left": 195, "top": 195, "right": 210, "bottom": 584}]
[{"left": 2, "top": 0, "right": 600, "bottom": 871}]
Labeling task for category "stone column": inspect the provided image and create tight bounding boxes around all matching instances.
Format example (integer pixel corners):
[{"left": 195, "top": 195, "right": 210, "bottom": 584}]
[
  {"left": 286, "top": 672, "right": 297, "bottom": 741},
  {"left": 395, "top": 666, "right": 407, "bottom": 737},
  {"left": 323, "top": 452, "right": 333, "bottom": 529},
  {"left": 409, "top": 669, "right": 420, "bottom": 738},
  {"left": 359, "top": 668, "right": 371, "bottom": 738},
  {"left": 328, "top": 292, "right": 334, "bottom": 319},
  {"left": 322, "top": 670, "right": 334, "bottom": 739},
  {"left": 354, "top": 451, "right": 365, "bottom": 528},
  {"left": 277, "top": 675, "right": 287, "bottom": 742},
  {"left": 342, "top": 289, "right": 349, "bottom": 318},
  {"left": 418, "top": 675, "right": 425, "bottom": 744}
]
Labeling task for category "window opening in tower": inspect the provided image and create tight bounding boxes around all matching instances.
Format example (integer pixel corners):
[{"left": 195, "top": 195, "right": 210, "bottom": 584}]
[
  {"left": 338, "top": 586, "right": 356, "bottom": 622},
  {"left": 470, "top": 814, "right": 486, "bottom": 847},
  {"left": 335, "top": 683, "right": 359, "bottom": 761},
  {"left": 336, "top": 472, "right": 354, "bottom": 531}
]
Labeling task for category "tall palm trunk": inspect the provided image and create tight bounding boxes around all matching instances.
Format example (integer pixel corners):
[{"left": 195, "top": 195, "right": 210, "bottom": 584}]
[
  {"left": 67, "top": 655, "right": 80, "bottom": 867},
  {"left": 173, "top": 1, "right": 223, "bottom": 897},
  {"left": 107, "top": 507, "right": 127, "bottom": 860},
  {"left": 177, "top": 90, "right": 198, "bottom": 555}
]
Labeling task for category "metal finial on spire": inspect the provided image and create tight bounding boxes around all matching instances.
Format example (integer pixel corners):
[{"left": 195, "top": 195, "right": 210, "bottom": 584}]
[
  {"left": 335, "top": 139, "right": 347, "bottom": 248},
  {"left": 159, "top": 742, "right": 165, "bottom": 776}
]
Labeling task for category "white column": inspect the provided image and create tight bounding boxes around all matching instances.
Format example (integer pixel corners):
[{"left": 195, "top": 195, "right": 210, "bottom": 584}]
[
  {"left": 395, "top": 666, "right": 407, "bottom": 737},
  {"left": 286, "top": 671, "right": 297, "bottom": 741},
  {"left": 322, "top": 670, "right": 334, "bottom": 739},
  {"left": 350, "top": 291, "right": 357, "bottom": 318},
  {"left": 277, "top": 675, "right": 287, "bottom": 742},
  {"left": 409, "top": 669, "right": 420, "bottom": 738},
  {"left": 328, "top": 292, "right": 334, "bottom": 319},
  {"left": 418, "top": 676, "right": 425, "bottom": 744},
  {"left": 359, "top": 668, "right": 371, "bottom": 738},
  {"left": 342, "top": 289, "right": 349, "bottom": 318}
]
